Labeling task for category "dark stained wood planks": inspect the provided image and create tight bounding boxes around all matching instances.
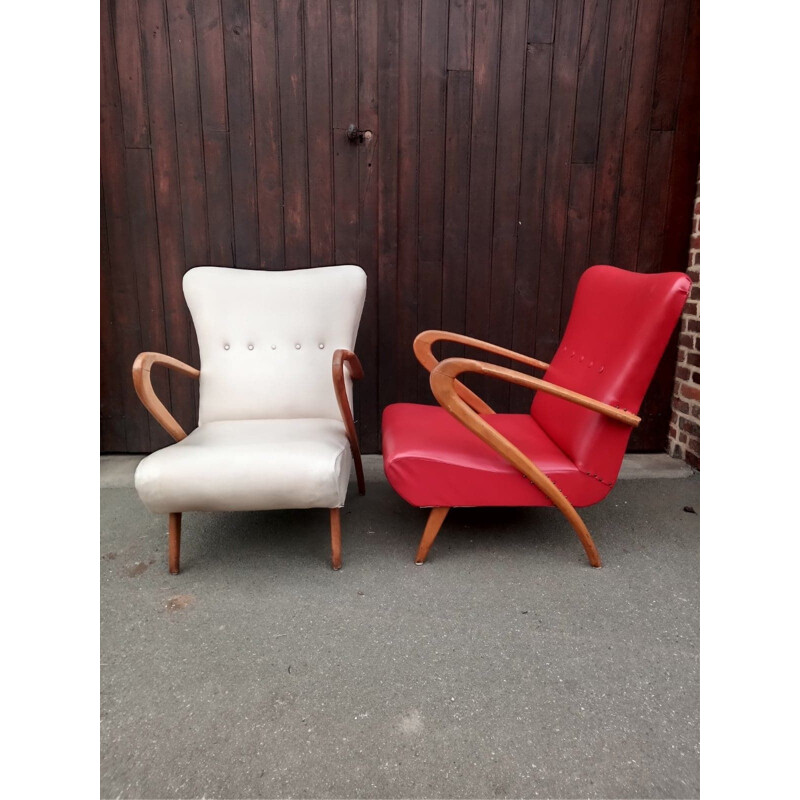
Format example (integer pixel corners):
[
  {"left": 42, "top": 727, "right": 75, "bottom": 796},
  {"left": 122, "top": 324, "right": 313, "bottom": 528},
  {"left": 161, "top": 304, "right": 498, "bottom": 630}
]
[{"left": 101, "top": 0, "right": 699, "bottom": 453}]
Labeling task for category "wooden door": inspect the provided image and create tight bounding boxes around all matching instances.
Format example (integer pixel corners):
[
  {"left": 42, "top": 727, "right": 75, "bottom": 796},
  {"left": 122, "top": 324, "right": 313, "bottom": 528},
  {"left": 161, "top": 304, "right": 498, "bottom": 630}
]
[{"left": 101, "top": 0, "right": 700, "bottom": 454}]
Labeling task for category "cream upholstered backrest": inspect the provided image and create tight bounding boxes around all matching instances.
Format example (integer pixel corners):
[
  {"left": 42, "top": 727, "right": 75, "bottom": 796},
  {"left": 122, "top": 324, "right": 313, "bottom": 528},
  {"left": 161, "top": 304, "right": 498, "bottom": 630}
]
[{"left": 184, "top": 265, "right": 367, "bottom": 425}]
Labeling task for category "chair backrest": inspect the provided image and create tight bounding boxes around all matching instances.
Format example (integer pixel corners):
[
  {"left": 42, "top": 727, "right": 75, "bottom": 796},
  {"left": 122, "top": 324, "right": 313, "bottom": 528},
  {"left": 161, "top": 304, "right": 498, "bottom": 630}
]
[
  {"left": 184, "top": 265, "right": 367, "bottom": 425},
  {"left": 531, "top": 265, "right": 691, "bottom": 484}
]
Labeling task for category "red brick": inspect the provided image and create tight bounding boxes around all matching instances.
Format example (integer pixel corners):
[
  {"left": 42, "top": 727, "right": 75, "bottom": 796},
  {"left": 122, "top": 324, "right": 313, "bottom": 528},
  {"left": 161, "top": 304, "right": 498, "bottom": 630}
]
[
  {"left": 679, "top": 332, "right": 694, "bottom": 349},
  {"left": 687, "top": 351, "right": 700, "bottom": 367},
  {"left": 675, "top": 365, "right": 691, "bottom": 381},
  {"left": 691, "top": 371, "right": 700, "bottom": 384},
  {"left": 673, "top": 397, "right": 691, "bottom": 414},
  {"left": 685, "top": 451, "right": 700, "bottom": 470},
  {"left": 687, "top": 318, "right": 700, "bottom": 333},
  {"left": 690, "top": 235, "right": 700, "bottom": 249},
  {"left": 680, "top": 384, "right": 700, "bottom": 402},
  {"left": 690, "top": 285, "right": 700, "bottom": 301}
]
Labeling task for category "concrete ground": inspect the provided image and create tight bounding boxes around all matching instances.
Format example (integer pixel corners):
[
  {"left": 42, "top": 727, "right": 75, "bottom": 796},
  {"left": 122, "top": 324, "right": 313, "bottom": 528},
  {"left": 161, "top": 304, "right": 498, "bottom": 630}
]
[{"left": 101, "top": 456, "right": 699, "bottom": 799}]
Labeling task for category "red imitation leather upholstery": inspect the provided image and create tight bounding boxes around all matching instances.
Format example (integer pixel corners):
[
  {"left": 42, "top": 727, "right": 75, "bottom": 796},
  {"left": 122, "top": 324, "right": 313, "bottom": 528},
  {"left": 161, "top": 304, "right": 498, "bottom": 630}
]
[
  {"left": 382, "top": 404, "right": 609, "bottom": 508},
  {"left": 382, "top": 266, "right": 691, "bottom": 509}
]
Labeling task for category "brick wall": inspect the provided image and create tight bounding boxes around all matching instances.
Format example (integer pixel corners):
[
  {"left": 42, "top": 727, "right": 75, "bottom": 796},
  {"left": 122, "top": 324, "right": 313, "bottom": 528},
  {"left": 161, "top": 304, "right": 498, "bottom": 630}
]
[{"left": 667, "top": 172, "right": 700, "bottom": 468}]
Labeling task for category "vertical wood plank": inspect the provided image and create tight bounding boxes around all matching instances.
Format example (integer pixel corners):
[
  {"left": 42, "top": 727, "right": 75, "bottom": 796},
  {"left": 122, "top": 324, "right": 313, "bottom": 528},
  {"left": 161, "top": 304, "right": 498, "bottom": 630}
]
[
  {"left": 101, "top": 188, "right": 127, "bottom": 451},
  {"left": 356, "top": 0, "right": 380, "bottom": 452},
  {"left": 221, "top": 0, "right": 259, "bottom": 267},
  {"left": 447, "top": 0, "right": 474, "bottom": 70},
  {"left": 510, "top": 40, "right": 552, "bottom": 411},
  {"left": 485, "top": 0, "right": 529, "bottom": 411},
  {"left": 441, "top": 69, "right": 473, "bottom": 362},
  {"left": 125, "top": 146, "right": 173, "bottom": 450},
  {"left": 102, "top": 0, "right": 151, "bottom": 451},
  {"left": 464, "top": 0, "right": 502, "bottom": 351},
  {"left": 416, "top": 0, "right": 449, "bottom": 400},
  {"left": 528, "top": 0, "right": 556, "bottom": 44},
  {"left": 305, "top": 0, "right": 335, "bottom": 266},
  {"left": 166, "top": 0, "right": 210, "bottom": 268},
  {"left": 165, "top": 0, "right": 208, "bottom": 410},
  {"left": 660, "top": 0, "right": 699, "bottom": 272},
  {"left": 637, "top": 129, "right": 674, "bottom": 273},
  {"left": 396, "top": 0, "right": 421, "bottom": 403},
  {"left": 195, "top": 0, "right": 236, "bottom": 265},
  {"left": 613, "top": 0, "right": 664, "bottom": 269},
  {"left": 650, "top": 0, "right": 691, "bottom": 131},
  {"left": 560, "top": 162, "right": 596, "bottom": 335},
  {"left": 571, "top": 0, "right": 611, "bottom": 164},
  {"left": 140, "top": 0, "right": 196, "bottom": 432},
  {"left": 111, "top": 0, "right": 151, "bottom": 147},
  {"left": 276, "top": 0, "right": 311, "bottom": 267},
  {"left": 330, "top": 0, "right": 359, "bottom": 264},
  {"left": 587, "top": 0, "right": 638, "bottom": 266},
  {"left": 535, "top": 0, "right": 583, "bottom": 362},
  {"left": 377, "top": 0, "right": 400, "bottom": 416},
  {"left": 251, "top": 0, "right": 285, "bottom": 268}
]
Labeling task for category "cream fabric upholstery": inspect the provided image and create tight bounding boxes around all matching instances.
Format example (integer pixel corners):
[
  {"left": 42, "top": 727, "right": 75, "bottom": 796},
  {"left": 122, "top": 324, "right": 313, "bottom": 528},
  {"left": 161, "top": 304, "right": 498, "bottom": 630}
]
[
  {"left": 185, "top": 265, "right": 366, "bottom": 424},
  {"left": 135, "top": 419, "right": 352, "bottom": 513},
  {"left": 134, "top": 265, "right": 366, "bottom": 514}
]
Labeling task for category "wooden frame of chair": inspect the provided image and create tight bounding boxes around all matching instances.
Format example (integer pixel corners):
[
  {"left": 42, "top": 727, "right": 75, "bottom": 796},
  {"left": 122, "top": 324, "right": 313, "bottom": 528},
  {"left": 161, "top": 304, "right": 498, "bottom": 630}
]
[
  {"left": 411, "top": 332, "right": 640, "bottom": 568},
  {"left": 131, "top": 349, "right": 365, "bottom": 573}
]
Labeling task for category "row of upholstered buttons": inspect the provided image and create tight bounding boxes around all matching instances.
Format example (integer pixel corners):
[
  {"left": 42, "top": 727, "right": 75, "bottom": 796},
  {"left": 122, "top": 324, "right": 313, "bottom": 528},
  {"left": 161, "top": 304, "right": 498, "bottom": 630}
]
[
  {"left": 222, "top": 343, "right": 327, "bottom": 350},
  {"left": 562, "top": 345, "right": 605, "bottom": 373}
]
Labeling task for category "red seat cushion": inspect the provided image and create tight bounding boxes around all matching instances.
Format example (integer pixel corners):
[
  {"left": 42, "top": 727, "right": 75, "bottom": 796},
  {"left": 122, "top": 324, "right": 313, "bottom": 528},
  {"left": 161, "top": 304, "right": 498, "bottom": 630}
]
[{"left": 381, "top": 403, "right": 611, "bottom": 509}]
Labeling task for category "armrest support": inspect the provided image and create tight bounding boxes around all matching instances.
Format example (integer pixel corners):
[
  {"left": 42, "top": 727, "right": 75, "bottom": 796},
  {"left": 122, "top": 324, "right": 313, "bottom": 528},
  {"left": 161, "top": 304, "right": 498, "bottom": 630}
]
[
  {"left": 428, "top": 357, "right": 631, "bottom": 569},
  {"left": 332, "top": 349, "right": 365, "bottom": 495},
  {"left": 132, "top": 352, "right": 200, "bottom": 442},
  {"left": 413, "top": 330, "right": 550, "bottom": 414}
]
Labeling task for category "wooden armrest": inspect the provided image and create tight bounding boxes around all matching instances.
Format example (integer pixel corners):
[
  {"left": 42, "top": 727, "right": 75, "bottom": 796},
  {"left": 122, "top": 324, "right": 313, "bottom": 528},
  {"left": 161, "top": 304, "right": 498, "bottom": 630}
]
[
  {"left": 132, "top": 352, "right": 200, "bottom": 442},
  {"left": 430, "top": 357, "right": 640, "bottom": 427},
  {"left": 332, "top": 349, "right": 365, "bottom": 495},
  {"left": 428, "top": 357, "right": 628, "bottom": 569},
  {"left": 413, "top": 330, "right": 550, "bottom": 414}
]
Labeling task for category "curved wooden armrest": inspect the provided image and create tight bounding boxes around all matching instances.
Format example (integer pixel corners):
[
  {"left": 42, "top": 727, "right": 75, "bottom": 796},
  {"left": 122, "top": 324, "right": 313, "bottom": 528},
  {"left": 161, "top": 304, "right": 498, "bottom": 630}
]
[
  {"left": 428, "top": 357, "right": 637, "bottom": 569},
  {"left": 332, "top": 349, "right": 365, "bottom": 495},
  {"left": 132, "top": 352, "right": 200, "bottom": 442},
  {"left": 413, "top": 330, "right": 550, "bottom": 414},
  {"left": 431, "top": 357, "right": 640, "bottom": 427}
]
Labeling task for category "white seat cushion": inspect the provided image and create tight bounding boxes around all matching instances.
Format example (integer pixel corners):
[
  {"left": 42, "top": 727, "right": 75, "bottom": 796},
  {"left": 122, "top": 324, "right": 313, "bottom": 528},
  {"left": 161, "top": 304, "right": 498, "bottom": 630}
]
[{"left": 134, "top": 419, "right": 352, "bottom": 513}]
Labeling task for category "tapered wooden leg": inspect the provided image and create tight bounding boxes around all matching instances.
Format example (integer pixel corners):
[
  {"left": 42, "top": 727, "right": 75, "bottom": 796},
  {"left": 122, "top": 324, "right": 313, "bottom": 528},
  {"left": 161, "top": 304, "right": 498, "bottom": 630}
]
[
  {"left": 330, "top": 508, "right": 342, "bottom": 570},
  {"left": 415, "top": 507, "right": 450, "bottom": 565},
  {"left": 168, "top": 512, "right": 181, "bottom": 575},
  {"left": 560, "top": 506, "right": 602, "bottom": 568}
]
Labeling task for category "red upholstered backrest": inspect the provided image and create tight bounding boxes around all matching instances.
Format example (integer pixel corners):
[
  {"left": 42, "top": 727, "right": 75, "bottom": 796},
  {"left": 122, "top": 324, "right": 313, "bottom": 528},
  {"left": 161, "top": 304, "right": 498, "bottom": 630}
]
[{"left": 531, "top": 266, "right": 691, "bottom": 484}]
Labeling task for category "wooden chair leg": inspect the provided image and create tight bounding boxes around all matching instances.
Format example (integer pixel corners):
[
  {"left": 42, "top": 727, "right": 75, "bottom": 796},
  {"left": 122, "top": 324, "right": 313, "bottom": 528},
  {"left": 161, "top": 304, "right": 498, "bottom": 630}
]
[
  {"left": 560, "top": 505, "right": 602, "bottom": 567},
  {"left": 168, "top": 512, "right": 181, "bottom": 575},
  {"left": 330, "top": 508, "right": 342, "bottom": 570},
  {"left": 415, "top": 507, "right": 450, "bottom": 565}
]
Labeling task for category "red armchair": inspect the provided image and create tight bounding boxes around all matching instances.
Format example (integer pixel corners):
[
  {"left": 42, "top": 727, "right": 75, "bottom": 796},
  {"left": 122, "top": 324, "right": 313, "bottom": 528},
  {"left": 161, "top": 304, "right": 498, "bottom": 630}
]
[{"left": 381, "top": 265, "right": 691, "bottom": 567}]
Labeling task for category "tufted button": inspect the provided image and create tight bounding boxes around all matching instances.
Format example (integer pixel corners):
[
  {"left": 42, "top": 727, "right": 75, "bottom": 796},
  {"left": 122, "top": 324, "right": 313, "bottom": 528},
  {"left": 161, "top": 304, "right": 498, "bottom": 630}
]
[
  {"left": 248, "top": 344, "right": 254, "bottom": 350},
  {"left": 295, "top": 343, "right": 301, "bottom": 350},
  {"left": 223, "top": 344, "right": 230, "bottom": 350},
  {"left": 271, "top": 344, "right": 276, "bottom": 350},
  {"left": 318, "top": 343, "right": 325, "bottom": 349}
]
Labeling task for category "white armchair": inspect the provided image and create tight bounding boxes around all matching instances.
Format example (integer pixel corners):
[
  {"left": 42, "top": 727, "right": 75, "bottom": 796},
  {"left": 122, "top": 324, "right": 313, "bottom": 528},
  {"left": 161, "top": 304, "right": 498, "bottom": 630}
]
[{"left": 132, "top": 265, "right": 367, "bottom": 574}]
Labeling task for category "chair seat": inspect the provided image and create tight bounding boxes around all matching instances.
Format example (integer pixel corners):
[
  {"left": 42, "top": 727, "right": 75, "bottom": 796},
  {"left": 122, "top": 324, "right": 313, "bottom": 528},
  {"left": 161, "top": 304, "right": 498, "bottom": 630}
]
[
  {"left": 135, "top": 419, "right": 352, "bottom": 513},
  {"left": 381, "top": 404, "right": 610, "bottom": 508}
]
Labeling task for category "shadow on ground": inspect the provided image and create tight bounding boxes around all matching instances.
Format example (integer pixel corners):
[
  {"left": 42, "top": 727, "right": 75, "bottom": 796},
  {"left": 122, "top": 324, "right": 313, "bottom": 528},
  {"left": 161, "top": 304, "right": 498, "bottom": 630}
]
[{"left": 101, "top": 473, "right": 699, "bottom": 799}]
